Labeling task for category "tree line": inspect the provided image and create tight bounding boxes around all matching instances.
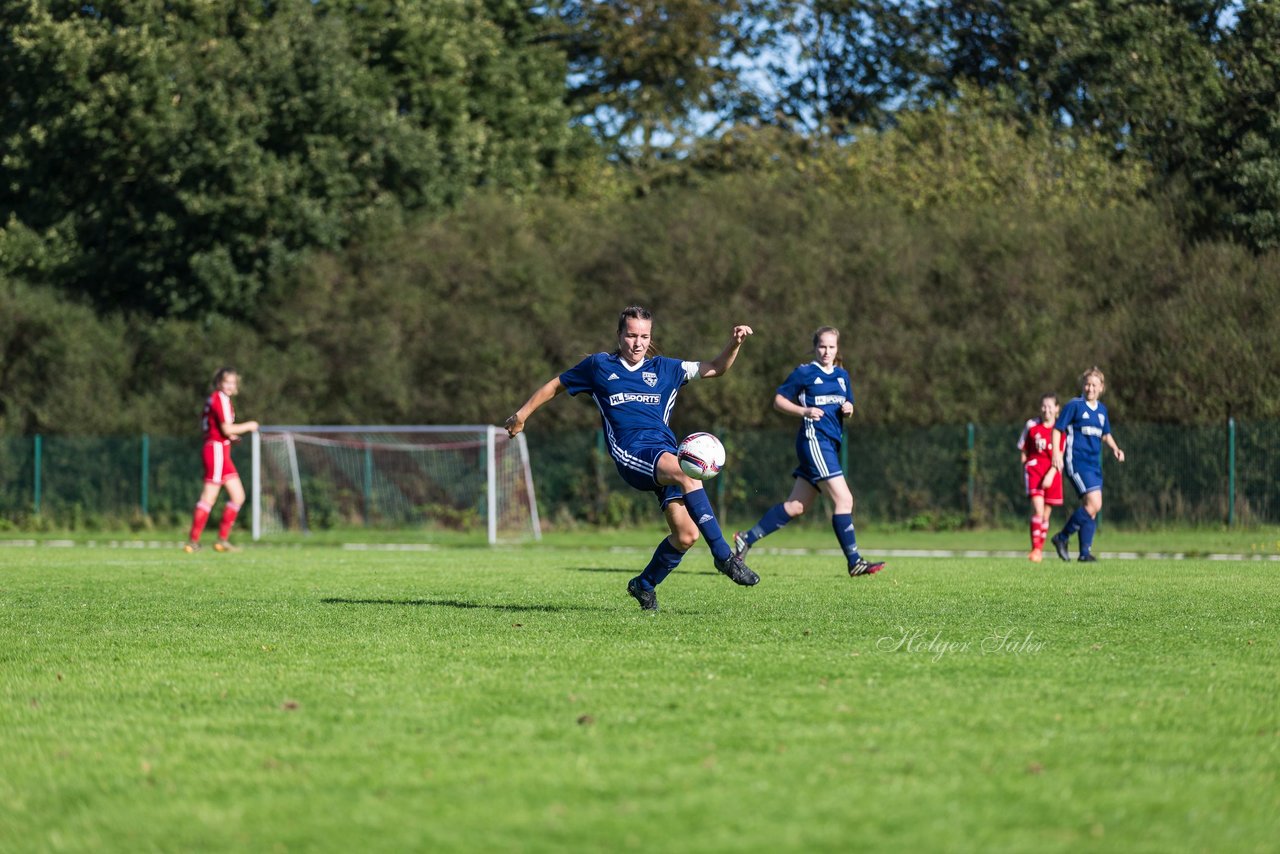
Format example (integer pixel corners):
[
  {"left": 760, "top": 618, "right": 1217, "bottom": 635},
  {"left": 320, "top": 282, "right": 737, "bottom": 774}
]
[{"left": 1, "top": 1, "right": 1278, "bottom": 435}]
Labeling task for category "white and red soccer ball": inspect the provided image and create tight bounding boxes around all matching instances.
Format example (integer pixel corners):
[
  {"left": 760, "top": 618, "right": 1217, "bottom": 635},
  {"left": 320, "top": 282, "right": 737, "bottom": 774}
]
[{"left": 677, "top": 432, "right": 726, "bottom": 481}]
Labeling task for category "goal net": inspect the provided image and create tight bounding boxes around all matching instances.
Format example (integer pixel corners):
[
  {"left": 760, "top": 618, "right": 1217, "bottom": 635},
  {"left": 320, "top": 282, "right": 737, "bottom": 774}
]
[{"left": 249, "top": 426, "right": 541, "bottom": 544}]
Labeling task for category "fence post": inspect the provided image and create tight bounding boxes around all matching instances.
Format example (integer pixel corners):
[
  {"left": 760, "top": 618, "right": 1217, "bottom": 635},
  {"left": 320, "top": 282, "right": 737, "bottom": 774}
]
[
  {"left": 966, "top": 422, "right": 976, "bottom": 520},
  {"left": 140, "top": 433, "right": 150, "bottom": 516},
  {"left": 363, "top": 443, "right": 374, "bottom": 527},
  {"left": 595, "top": 428, "right": 607, "bottom": 521},
  {"left": 841, "top": 426, "right": 849, "bottom": 476},
  {"left": 33, "top": 434, "right": 42, "bottom": 515},
  {"left": 1227, "top": 417, "right": 1236, "bottom": 527}
]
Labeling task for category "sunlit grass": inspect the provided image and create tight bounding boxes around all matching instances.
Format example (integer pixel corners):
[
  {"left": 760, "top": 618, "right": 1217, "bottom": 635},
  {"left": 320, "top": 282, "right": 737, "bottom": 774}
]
[{"left": 1, "top": 542, "right": 1277, "bottom": 852}]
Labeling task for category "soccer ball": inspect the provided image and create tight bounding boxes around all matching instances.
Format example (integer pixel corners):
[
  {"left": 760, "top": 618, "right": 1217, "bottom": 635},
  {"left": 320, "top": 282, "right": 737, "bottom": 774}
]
[{"left": 677, "top": 432, "right": 726, "bottom": 480}]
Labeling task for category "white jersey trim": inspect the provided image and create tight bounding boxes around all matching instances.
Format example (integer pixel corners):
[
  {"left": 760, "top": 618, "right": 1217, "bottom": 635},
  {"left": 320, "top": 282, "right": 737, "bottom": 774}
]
[{"left": 682, "top": 361, "right": 700, "bottom": 381}]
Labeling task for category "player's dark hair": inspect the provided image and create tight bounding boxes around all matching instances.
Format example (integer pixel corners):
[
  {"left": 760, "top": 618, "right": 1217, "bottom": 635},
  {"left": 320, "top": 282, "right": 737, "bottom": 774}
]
[
  {"left": 1041, "top": 392, "right": 1059, "bottom": 405},
  {"left": 615, "top": 305, "right": 659, "bottom": 358},
  {"left": 211, "top": 366, "right": 238, "bottom": 392},
  {"left": 812, "top": 326, "right": 843, "bottom": 367}
]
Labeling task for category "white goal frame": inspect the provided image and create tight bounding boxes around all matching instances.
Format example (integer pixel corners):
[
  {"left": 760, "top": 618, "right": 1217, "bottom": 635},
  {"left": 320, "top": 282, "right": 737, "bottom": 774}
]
[{"left": 250, "top": 425, "right": 541, "bottom": 544}]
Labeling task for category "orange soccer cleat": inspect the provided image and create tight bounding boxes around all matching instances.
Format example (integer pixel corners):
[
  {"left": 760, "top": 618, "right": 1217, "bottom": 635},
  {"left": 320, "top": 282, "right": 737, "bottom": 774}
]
[
  {"left": 1028, "top": 549, "right": 1043, "bottom": 563},
  {"left": 212, "top": 541, "right": 241, "bottom": 553}
]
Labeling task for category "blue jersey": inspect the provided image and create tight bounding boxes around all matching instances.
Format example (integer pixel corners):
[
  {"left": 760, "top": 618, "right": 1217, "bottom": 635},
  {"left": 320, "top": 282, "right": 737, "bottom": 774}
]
[
  {"left": 1056, "top": 397, "right": 1112, "bottom": 472},
  {"left": 560, "top": 352, "right": 700, "bottom": 461},
  {"left": 776, "top": 362, "right": 853, "bottom": 447}
]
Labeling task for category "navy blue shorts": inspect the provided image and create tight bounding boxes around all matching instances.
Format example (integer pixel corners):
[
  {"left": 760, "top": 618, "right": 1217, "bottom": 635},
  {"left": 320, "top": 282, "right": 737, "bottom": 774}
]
[
  {"left": 792, "top": 432, "right": 844, "bottom": 487},
  {"left": 1065, "top": 463, "right": 1103, "bottom": 496},
  {"left": 612, "top": 445, "right": 685, "bottom": 508}
]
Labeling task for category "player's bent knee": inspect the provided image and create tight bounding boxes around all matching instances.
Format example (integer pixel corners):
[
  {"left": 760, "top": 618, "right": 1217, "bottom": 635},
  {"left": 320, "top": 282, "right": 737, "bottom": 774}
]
[{"left": 675, "top": 529, "right": 700, "bottom": 550}]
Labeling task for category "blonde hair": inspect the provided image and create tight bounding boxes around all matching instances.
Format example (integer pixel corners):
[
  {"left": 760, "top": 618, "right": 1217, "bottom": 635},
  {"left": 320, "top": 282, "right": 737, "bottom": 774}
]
[
  {"left": 1080, "top": 366, "right": 1106, "bottom": 390},
  {"left": 812, "top": 326, "right": 843, "bottom": 367}
]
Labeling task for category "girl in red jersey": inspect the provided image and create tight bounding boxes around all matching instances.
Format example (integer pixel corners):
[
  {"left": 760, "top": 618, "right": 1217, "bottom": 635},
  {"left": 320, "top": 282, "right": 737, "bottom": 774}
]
[
  {"left": 1016, "top": 392, "right": 1064, "bottom": 563},
  {"left": 184, "top": 368, "right": 259, "bottom": 553}
]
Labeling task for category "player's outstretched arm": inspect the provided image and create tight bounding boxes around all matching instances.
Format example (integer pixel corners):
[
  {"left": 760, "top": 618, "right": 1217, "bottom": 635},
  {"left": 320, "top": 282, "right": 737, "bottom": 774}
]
[
  {"left": 699, "top": 325, "right": 753, "bottom": 379},
  {"left": 505, "top": 377, "right": 565, "bottom": 437},
  {"left": 222, "top": 419, "right": 259, "bottom": 439}
]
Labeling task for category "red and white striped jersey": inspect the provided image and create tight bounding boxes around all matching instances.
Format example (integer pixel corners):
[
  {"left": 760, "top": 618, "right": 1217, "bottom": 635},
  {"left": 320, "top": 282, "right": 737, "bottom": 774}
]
[{"left": 201, "top": 391, "right": 235, "bottom": 443}]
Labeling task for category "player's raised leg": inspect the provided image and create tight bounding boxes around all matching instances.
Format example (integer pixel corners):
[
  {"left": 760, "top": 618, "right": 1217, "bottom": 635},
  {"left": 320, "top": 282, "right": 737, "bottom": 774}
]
[
  {"left": 734, "top": 479, "right": 815, "bottom": 560},
  {"left": 656, "top": 452, "right": 757, "bottom": 586}
]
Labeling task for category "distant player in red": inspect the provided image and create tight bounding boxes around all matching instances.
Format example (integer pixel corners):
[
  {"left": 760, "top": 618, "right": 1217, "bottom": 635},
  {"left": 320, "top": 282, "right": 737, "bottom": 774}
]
[
  {"left": 185, "top": 368, "right": 259, "bottom": 553},
  {"left": 1017, "top": 393, "right": 1064, "bottom": 563}
]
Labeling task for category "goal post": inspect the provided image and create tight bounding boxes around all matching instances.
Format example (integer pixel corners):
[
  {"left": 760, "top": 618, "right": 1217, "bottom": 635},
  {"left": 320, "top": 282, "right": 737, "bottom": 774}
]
[{"left": 250, "top": 425, "right": 541, "bottom": 544}]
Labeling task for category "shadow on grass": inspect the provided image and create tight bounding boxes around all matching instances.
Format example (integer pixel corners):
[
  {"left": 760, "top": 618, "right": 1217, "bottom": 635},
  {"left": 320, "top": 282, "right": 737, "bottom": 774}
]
[
  {"left": 320, "top": 596, "right": 594, "bottom": 613},
  {"left": 570, "top": 566, "right": 718, "bottom": 576}
]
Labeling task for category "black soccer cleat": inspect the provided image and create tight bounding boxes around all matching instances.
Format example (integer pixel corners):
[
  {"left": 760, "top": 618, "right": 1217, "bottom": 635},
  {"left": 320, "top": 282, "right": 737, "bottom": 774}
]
[
  {"left": 1078, "top": 553, "right": 1099, "bottom": 563},
  {"left": 848, "top": 558, "right": 886, "bottom": 577},
  {"left": 1051, "top": 533, "right": 1071, "bottom": 562},
  {"left": 714, "top": 553, "right": 760, "bottom": 586},
  {"left": 732, "top": 530, "right": 751, "bottom": 560},
  {"left": 627, "top": 578, "right": 659, "bottom": 611}
]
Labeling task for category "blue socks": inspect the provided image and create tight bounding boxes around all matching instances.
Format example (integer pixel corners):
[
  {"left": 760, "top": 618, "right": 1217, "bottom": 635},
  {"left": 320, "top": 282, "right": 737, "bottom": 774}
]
[
  {"left": 1079, "top": 514, "right": 1097, "bottom": 556},
  {"left": 682, "top": 487, "right": 731, "bottom": 562},
  {"left": 1061, "top": 506, "right": 1089, "bottom": 538},
  {"left": 1059, "top": 506, "right": 1097, "bottom": 556},
  {"left": 637, "top": 537, "right": 686, "bottom": 590},
  {"left": 743, "top": 503, "right": 794, "bottom": 548},
  {"left": 832, "top": 513, "right": 860, "bottom": 564}
]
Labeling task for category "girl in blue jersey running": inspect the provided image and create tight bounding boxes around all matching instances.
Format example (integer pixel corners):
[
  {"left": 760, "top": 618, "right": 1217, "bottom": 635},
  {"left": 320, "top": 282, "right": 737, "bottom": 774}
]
[
  {"left": 1050, "top": 366, "right": 1126, "bottom": 562},
  {"left": 504, "top": 306, "right": 757, "bottom": 612},
  {"left": 731, "top": 327, "right": 885, "bottom": 577}
]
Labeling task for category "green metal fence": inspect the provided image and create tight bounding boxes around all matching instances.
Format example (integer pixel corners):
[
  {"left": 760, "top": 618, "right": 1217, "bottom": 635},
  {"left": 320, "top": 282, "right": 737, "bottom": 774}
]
[
  {"left": 1, "top": 422, "right": 1277, "bottom": 530},
  {"left": 526, "top": 420, "right": 1279, "bottom": 530}
]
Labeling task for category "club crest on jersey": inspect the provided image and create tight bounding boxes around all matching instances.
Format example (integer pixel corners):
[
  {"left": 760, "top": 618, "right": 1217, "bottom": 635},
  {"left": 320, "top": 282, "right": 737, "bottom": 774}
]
[
  {"left": 1099, "top": 414, "right": 1106, "bottom": 426},
  {"left": 642, "top": 372, "right": 657, "bottom": 387},
  {"left": 837, "top": 377, "right": 846, "bottom": 392}
]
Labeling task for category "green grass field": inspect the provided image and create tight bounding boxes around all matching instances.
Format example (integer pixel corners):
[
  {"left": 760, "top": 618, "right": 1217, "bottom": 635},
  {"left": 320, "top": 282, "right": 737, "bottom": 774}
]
[{"left": 2, "top": 535, "right": 1278, "bottom": 852}]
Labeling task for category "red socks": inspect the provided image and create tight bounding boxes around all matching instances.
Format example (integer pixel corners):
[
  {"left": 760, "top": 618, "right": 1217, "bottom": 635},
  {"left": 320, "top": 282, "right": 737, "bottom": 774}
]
[
  {"left": 1030, "top": 515, "right": 1048, "bottom": 551},
  {"left": 189, "top": 501, "right": 212, "bottom": 543},
  {"left": 218, "top": 502, "right": 241, "bottom": 541}
]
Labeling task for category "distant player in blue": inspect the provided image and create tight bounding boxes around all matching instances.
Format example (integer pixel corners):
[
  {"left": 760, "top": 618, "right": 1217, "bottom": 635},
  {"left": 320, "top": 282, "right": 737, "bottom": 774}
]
[
  {"left": 1050, "top": 366, "right": 1126, "bottom": 563},
  {"left": 732, "top": 327, "right": 885, "bottom": 577},
  {"left": 504, "top": 306, "right": 758, "bottom": 612}
]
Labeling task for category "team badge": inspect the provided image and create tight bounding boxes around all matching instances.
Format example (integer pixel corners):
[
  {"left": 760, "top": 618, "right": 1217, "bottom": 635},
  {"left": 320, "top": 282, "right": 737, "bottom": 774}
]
[
  {"left": 1099, "top": 414, "right": 1106, "bottom": 426},
  {"left": 642, "top": 372, "right": 658, "bottom": 387},
  {"left": 837, "top": 378, "right": 846, "bottom": 392}
]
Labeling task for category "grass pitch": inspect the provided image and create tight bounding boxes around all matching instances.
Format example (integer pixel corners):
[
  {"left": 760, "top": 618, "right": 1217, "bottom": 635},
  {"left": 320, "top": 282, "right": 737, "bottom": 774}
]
[{"left": 1, "top": 539, "right": 1278, "bottom": 852}]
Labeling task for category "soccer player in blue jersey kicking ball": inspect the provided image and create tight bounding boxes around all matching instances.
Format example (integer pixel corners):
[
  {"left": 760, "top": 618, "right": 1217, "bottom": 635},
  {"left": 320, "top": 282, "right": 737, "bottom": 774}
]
[
  {"left": 504, "top": 306, "right": 758, "bottom": 612},
  {"left": 1050, "top": 367, "right": 1126, "bottom": 563},
  {"left": 731, "top": 326, "right": 885, "bottom": 577}
]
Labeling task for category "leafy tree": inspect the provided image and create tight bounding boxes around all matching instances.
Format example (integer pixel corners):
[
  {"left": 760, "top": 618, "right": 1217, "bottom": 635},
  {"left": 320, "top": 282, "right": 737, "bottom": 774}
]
[
  {"left": 0, "top": 0, "right": 578, "bottom": 319},
  {"left": 1209, "top": 1, "right": 1280, "bottom": 248},
  {"left": 551, "top": 0, "right": 772, "bottom": 159}
]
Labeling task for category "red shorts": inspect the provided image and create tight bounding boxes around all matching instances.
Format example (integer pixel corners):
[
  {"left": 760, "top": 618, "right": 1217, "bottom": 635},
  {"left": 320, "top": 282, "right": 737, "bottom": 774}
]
[
  {"left": 1024, "top": 461, "right": 1063, "bottom": 505},
  {"left": 202, "top": 440, "right": 239, "bottom": 485}
]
